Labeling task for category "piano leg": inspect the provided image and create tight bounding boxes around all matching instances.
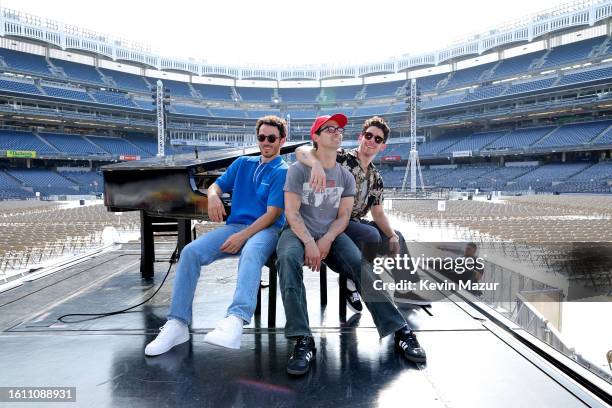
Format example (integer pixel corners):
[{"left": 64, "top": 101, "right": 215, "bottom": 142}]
[
  {"left": 176, "top": 219, "right": 192, "bottom": 256},
  {"left": 140, "top": 211, "right": 154, "bottom": 279}
]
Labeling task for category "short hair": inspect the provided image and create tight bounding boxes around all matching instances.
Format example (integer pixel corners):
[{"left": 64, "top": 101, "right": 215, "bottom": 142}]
[
  {"left": 256, "top": 115, "right": 288, "bottom": 139},
  {"left": 362, "top": 116, "right": 390, "bottom": 142}
]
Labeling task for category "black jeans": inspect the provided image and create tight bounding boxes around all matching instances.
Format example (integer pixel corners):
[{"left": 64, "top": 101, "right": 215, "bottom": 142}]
[{"left": 344, "top": 219, "right": 419, "bottom": 284}]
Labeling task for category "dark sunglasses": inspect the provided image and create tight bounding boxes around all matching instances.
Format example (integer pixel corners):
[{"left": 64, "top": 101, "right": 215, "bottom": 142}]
[
  {"left": 363, "top": 131, "right": 385, "bottom": 144},
  {"left": 257, "top": 134, "right": 281, "bottom": 143}
]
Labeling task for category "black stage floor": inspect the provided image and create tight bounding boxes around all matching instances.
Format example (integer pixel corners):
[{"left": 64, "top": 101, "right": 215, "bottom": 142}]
[{"left": 0, "top": 242, "right": 603, "bottom": 407}]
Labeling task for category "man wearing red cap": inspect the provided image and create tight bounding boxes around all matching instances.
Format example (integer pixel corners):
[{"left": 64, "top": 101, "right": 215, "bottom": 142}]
[
  {"left": 295, "top": 115, "right": 430, "bottom": 308},
  {"left": 277, "top": 113, "right": 426, "bottom": 376}
]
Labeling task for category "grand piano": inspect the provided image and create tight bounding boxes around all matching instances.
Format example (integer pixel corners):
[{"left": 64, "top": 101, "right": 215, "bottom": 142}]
[{"left": 101, "top": 142, "right": 308, "bottom": 278}]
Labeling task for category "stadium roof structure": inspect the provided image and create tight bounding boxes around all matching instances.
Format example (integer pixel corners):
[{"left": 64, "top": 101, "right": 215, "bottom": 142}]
[{"left": 1, "top": 0, "right": 612, "bottom": 81}]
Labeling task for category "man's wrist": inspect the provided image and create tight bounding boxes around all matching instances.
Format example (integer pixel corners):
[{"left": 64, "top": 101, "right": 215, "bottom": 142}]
[{"left": 388, "top": 233, "right": 399, "bottom": 242}]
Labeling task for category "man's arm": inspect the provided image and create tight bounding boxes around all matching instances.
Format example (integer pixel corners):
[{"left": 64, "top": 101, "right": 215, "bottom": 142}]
[
  {"left": 295, "top": 145, "right": 326, "bottom": 192},
  {"left": 208, "top": 157, "right": 242, "bottom": 222},
  {"left": 285, "top": 191, "right": 322, "bottom": 272},
  {"left": 317, "top": 196, "right": 354, "bottom": 260},
  {"left": 220, "top": 206, "right": 283, "bottom": 254},
  {"left": 207, "top": 183, "right": 226, "bottom": 223},
  {"left": 371, "top": 204, "right": 400, "bottom": 254}
]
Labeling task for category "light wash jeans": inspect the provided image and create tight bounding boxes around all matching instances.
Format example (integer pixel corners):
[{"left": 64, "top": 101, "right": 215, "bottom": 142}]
[{"left": 167, "top": 223, "right": 279, "bottom": 326}]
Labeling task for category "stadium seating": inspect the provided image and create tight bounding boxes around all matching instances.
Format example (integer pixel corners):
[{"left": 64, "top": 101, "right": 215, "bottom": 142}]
[
  {"left": 278, "top": 87, "right": 320, "bottom": 103},
  {"left": 98, "top": 68, "right": 150, "bottom": 91},
  {"left": 0, "top": 48, "right": 52, "bottom": 76},
  {"left": 421, "top": 92, "right": 466, "bottom": 108},
  {"left": 490, "top": 50, "right": 546, "bottom": 79},
  {"left": 172, "top": 104, "right": 212, "bottom": 116},
  {"left": 320, "top": 85, "right": 363, "bottom": 102},
  {"left": 8, "top": 168, "right": 78, "bottom": 194},
  {"left": 444, "top": 62, "right": 497, "bottom": 89},
  {"left": 0, "top": 169, "right": 35, "bottom": 199},
  {"left": 593, "top": 126, "right": 612, "bottom": 145},
  {"left": 512, "top": 162, "right": 591, "bottom": 183},
  {"left": 0, "top": 129, "right": 58, "bottom": 155},
  {"left": 236, "top": 87, "right": 273, "bottom": 102},
  {"left": 0, "top": 78, "right": 42, "bottom": 95},
  {"left": 567, "top": 160, "right": 612, "bottom": 181},
  {"left": 50, "top": 59, "right": 105, "bottom": 85},
  {"left": 85, "top": 136, "right": 149, "bottom": 157},
  {"left": 353, "top": 105, "right": 390, "bottom": 117},
  {"left": 245, "top": 109, "right": 280, "bottom": 119},
  {"left": 534, "top": 121, "right": 611, "bottom": 148},
  {"left": 59, "top": 171, "right": 104, "bottom": 193},
  {"left": 122, "top": 133, "right": 162, "bottom": 156},
  {"left": 387, "top": 103, "right": 407, "bottom": 113},
  {"left": 157, "top": 79, "right": 194, "bottom": 98},
  {"left": 487, "top": 126, "right": 555, "bottom": 149},
  {"left": 207, "top": 107, "right": 247, "bottom": 118},
  {"left": 414, "top": 73, "right": 448, "bottom": 92},
  {"left": 557, "top": 65, "right": 612, "bottom": 86},
  {"left": 39, "top": 133, "right": 108, "bottom": 156},
  {"left": 319, "top": 107, "right": 354, "bottom": 117},
  {"left": 541, "top": 36, "right": 603, "bottom": 69},
  {"left": 504, "top": 77, "right": 557, "bottom": 96},
  {"left": 418, "top": 133, "right": 467, "bottom": 156},
  {"left": 41, "top": 85, "right": 94, "bottom": 102},
  {"left": 463, "top": 85, "right": 505, "bottom": 102},
  {"left": 191, "top": 83, "right": 233, "bottom": 101},
  {"left": 441, "top": 131, "right": 507, "bottom": 153},
  {"left": 364, "top": 81, "right": 406, "bottom": 98},
  {"left": 90, "top": 90, "right": 138, "bottom": 108},
  {"left": 285, "top": 109, "right": 317, "bottom": 119},
  {"left": 133, "top": 98, "right": 155, "bottom": 110}
]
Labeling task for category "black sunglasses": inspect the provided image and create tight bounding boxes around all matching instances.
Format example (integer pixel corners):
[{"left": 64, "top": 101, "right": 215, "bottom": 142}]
[
  {"left": 363, "top": 131, "right": 385, "bottom": 144},
  {"left": 257, "top": 134, "right": 281, "bottom": 143},
  {"left": 319, "top": 125, "right": 345, "bottom": 134}
]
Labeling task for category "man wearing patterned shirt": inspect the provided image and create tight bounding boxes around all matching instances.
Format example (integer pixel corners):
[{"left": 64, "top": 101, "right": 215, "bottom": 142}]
[{"left": 296, "top": 116, "right": 429, "bottom": 307}]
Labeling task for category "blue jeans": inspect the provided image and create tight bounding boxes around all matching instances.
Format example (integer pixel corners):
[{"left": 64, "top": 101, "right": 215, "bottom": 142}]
[
  {"left": 167, "top": 223, "right": 280, "bottom": 326},
  {"left": 276, "top": 228, "right": 407, "bottom": 339}
]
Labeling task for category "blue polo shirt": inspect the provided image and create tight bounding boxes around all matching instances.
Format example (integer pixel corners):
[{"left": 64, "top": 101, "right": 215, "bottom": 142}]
[{"left": 214, "top": 155, "right": 287, "bottom": 229}]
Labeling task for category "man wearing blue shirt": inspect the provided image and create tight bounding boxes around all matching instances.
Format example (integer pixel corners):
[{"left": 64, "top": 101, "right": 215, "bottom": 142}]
[{"left": 145, "top": 115, "right": 288, "bottom": 355}]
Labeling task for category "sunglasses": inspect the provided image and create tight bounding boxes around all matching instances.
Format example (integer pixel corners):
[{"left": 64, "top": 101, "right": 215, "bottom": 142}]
[
  {"left": 363, "top": 131, "right": 385, "bottom": 144},
  {"left": 319, "top": 125, "right": 345, "bottom": 135},
  {"left": 257, "top": 134, "right": 281, "bottom": 143}
]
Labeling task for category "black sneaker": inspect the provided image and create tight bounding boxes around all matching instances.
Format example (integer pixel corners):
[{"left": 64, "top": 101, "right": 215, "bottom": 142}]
[
  {"left": 346, "top": 289, "right": 363, "bottom": 313},
  {"left": 287, "top": 336, "right": 316, "bottom": 375},
  {"left": 395, "top": 327, "right": 427, "bottom": 363},
  {"left": 394, "top": 290, "right": 432, "bottom": 307}
]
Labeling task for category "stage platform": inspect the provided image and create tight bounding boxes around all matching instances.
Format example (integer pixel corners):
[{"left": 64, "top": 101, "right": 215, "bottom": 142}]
[{"left": 0, "top": 242, "right": 609, "bottom": 407}]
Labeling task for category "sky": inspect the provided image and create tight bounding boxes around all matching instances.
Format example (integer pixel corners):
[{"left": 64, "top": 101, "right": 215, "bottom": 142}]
[{"left": 0, "top": 0, "right": 572, "bottom": 67}]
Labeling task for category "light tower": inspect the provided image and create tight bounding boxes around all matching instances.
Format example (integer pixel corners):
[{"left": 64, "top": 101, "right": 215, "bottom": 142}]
[
  {"left": 401, "top": 78, "right": 425, "bottom": 193},
  {"left": 154, "top": 80, "right": 167, "bottom": 157}
]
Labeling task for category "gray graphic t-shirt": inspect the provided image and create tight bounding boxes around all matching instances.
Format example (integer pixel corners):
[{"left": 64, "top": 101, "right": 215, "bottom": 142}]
[{"left": 284, "top": 162, "right": 356, "bottom": 239}]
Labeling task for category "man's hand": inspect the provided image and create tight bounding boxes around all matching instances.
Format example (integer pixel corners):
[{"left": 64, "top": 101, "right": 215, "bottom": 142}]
[
  {"left": 220, "top": 231, "right": 247, "bottom": 254},
  {"left": 388, "top": 234, "right": 400, "bottom": 256},
  {"left": 304, "top": 240, "right": 322, "bottom": 272},
  {"left": 309, "top": 162, "right": 327, "bottom": 193},
  {"left": 316, "top": 235, "right": 333, "bottom": 260},
  {"left": 208, "top": 194, "right": 226, "bottom": 223}
]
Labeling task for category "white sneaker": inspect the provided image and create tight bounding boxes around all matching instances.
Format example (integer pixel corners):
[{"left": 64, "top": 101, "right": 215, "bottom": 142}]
[
  {"left": 145, "top": 319, "right": 190, "bottom": 356},
  {"left": 203, "top": 315, "right": 244, "bottom": 349}
]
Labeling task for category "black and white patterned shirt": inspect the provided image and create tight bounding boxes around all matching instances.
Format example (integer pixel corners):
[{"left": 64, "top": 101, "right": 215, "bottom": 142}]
[{"left": 336, "top": 148, "right": 384, "bottom": 220}]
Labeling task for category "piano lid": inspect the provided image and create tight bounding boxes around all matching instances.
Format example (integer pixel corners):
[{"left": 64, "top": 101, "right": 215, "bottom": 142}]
[{"left": 101, "top": 141, "right": 309, "bottom": 172}]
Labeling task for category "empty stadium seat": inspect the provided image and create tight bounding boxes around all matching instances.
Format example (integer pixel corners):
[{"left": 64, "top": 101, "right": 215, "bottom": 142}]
[{"left": 50, "top": 59, "right": 105, "bottom": 85}]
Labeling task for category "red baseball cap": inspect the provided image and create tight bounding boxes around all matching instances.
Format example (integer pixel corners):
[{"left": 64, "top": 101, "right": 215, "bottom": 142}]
[{"left": 310, "top": 113, "right": 348, "bottom": 140}]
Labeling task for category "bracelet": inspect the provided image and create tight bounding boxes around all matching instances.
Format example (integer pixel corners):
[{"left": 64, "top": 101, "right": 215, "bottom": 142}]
[
  {"left": 389, "top": 234, "right": 399, "bottom": 243},
  {"left": 304, "top": 237, "right": 315, "bottom": 245}
]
